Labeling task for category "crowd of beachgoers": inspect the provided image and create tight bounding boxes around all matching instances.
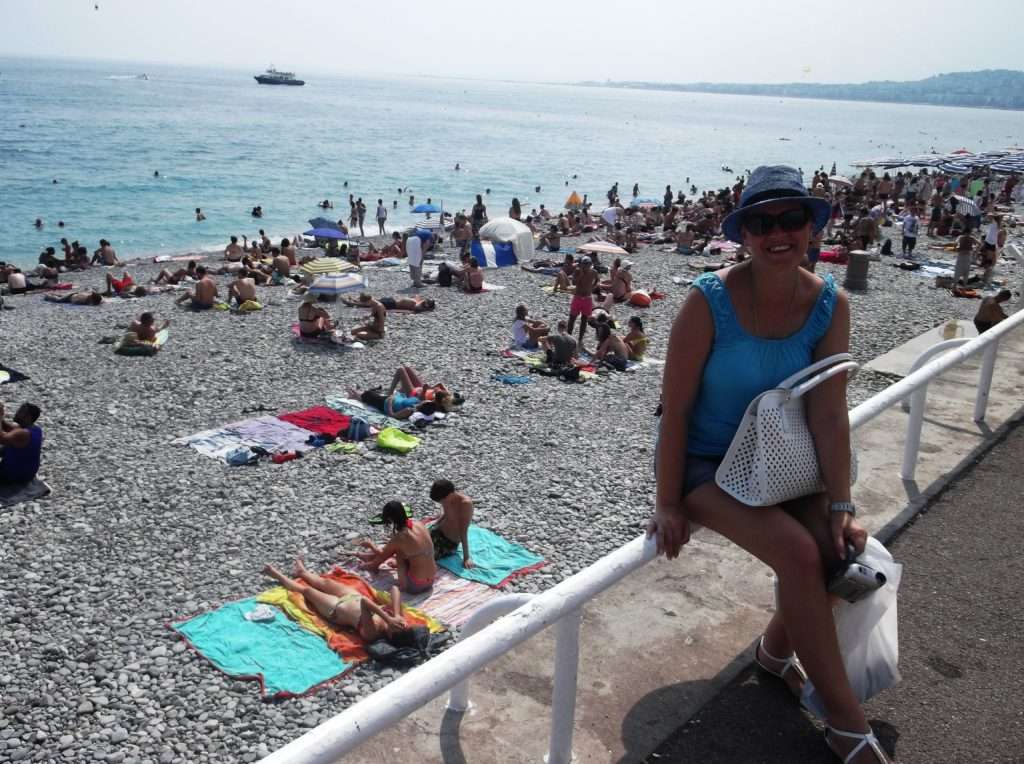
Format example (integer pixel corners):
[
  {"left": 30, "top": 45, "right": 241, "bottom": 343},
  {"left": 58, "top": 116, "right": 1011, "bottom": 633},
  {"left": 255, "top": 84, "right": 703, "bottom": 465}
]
[{"left": 0, "top": 164, "right": 1021, "bottom": 762}]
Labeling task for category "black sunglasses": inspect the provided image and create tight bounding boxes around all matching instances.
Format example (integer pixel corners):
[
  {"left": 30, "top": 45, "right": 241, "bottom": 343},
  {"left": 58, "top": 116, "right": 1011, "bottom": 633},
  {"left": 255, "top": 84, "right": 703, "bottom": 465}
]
[{"left": 741, "top": 207, "right": 811, "bottom": 236}]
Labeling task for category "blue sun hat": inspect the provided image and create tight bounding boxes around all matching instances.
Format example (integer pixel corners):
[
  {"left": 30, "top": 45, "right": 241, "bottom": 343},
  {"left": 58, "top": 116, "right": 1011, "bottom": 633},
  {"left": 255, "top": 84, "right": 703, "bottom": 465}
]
[{"left": 721, "top": 165, "right": 831, "bottom": 243}]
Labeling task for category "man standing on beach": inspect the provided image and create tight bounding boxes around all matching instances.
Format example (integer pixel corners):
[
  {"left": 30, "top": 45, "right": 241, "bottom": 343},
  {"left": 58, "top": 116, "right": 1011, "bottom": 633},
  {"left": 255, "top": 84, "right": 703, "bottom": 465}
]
[
  {"left": 357, "top": 199, "right": 367, "bottom": 237},
  {"left": 471, "top": 194, "right": 487, "bottom": 235},
  {"left": 405, "top": 232, "right": 424, "bottom": 288},
  {"left": 567, "top": 256, "right": 599, "bottom": 350},
  {"left": 376, "top": 199, "right": 388, "bottom": 236}
]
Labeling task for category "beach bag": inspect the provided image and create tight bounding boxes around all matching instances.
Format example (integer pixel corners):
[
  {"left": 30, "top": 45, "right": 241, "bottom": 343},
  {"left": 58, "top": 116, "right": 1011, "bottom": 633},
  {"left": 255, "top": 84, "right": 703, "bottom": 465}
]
[
  {"left": 225, "top": 447, "right": 258, "bottom": 466},
  {"left": 437, "top": 262, "right": 453, "bottom": 287},
  {"left": 802, "top": 537, "right": 902, "bottom": 718},
  {"left": 715, "top": 353, "right": 859, "bottom": 506},
  {"left": 376, "top": 427, "right": 421, "bottom": 454},
  {"left": 346, "top": 417, "right": 370, "bottom": 442},
  {"left": 366, "top": 626, "right": 432, "bottom": 666}
]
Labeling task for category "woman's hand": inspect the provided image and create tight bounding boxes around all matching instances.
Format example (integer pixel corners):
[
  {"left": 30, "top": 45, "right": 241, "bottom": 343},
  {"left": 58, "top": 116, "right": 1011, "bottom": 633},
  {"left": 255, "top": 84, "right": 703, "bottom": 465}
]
[
  {"left": 646, "top": 507, "right": 690, "bottom": 559},
  {"left": 831, "top": 512, "right": 868, "bottom": 560}
]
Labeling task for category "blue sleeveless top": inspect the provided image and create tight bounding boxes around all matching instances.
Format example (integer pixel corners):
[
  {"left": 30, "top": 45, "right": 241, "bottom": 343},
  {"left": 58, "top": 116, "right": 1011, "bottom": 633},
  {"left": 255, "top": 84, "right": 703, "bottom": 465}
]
[
  {"left": 687, "top": 272, "right": 837, "bottom": 457},
  {"left": 0, "top": 425, "right": 42, "bottom": 483}
]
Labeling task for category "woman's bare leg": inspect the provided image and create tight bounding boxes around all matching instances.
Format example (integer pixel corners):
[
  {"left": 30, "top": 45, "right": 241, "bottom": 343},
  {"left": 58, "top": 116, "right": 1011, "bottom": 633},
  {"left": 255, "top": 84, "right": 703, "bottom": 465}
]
[
  {"left": 293, "top": 558, "right": 352, "bottom": 598},
  {"left": 683, "top": 484, "right": 869, "bottom": 738},
  {"left": 261, "top": 564, "right": 339, "bottom": 620}
]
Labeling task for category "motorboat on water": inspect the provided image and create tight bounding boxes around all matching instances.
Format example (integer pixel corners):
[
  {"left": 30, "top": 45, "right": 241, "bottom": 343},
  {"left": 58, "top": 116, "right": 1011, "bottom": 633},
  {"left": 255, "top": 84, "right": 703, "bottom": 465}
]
[{"left": 254, "top": 66, "right": 304, "bottom": 86}]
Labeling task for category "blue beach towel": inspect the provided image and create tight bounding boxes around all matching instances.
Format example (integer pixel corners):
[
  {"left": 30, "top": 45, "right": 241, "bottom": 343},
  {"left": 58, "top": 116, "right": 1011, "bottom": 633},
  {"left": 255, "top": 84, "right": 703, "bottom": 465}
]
[
  {"left": 492, "top": 374, "right": 532, "bottom": 385},
  {"left": 437, "top": 525, "right": 546, "bottom": 587},
  {"left": 171, "top": 597, "right": 349, "bottom": 699}
]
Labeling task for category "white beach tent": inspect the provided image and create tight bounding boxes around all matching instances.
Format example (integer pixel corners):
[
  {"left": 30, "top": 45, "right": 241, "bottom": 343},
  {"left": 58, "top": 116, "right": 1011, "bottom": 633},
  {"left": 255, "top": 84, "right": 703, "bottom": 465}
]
[{"left": 478, "top": 217, "right": 535, "bottom": 260}]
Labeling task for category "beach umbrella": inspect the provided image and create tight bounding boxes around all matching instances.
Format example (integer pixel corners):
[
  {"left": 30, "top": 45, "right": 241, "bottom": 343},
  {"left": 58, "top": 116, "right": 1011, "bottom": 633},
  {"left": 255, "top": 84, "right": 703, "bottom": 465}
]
[
  {"left": 578, "top": 240, "right": 629, "bottom": 256},
  {"left": 412, "top": 218, "right": 443, "bottom": 231},
  {"left": 307, "top": 272, "right": 366, "bottom": 296},
  {"left": 828, "top": 175, "right": 853, "bottom": 188},
  {"left": 308, "top": 217, "right": 341, "bottom": 230},
  {"left": 470, "top": 239, "right": 518, "bottom": 268},
  {"left": 299, "top": 257, "right": 357, "bottom": 276},
  {"left": 478, "top": 217, "right": 535, "bottom": 260},
  {"left": 565, "top": 191, "right": 583, "bottom": 209},
  {"left": 951, "top": 195, "right": 981, "bottom": 216},
  {"left": 412, "top": 203, "right": 442, "bottom": 214},
  {"left": 304, "top": 227, "right": 348, "bottom": 240}
]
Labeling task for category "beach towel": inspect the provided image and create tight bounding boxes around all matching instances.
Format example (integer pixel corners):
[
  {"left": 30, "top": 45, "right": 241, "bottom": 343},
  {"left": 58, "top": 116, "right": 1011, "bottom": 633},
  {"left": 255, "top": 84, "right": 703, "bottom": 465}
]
[
  {"left": 171, "top": 597, "right": 349, "bottom": 700},
  {"left": 0, "top": 364, "right": 30, "bottom": 384},
  {"left": 492, "top": 374, "right": 532, "bottom": 385},
  {"left": 500, "top": 349, "right": 598, "bottom": 381},
  {"left": 171, "top": 427, "right": 249, "bottom": 461},
  {"left": 375, "top": 427, "right": 420, "bottom": 454},
  {"left": 541, "top": 285, "right": 572, "bottom": 297},
  {"left": 437, "top": 526, "right": 546, "bottom": 588},
  {"left": 113, "top": 328, "right": 168, "bottom": 356},
  {"left": 324, "top": 395, "right": 409, "bottom": 431},
  {"left": 289, "top": 324, "right": 365, "bottom": 349},
  {"left": 356, "top": 566, "right": 502, "bottom": 628},
  {"left": 0, "top": 478, "right": 51, "bottom": 507},
  {"left": 277, "top": 406, "right": 352, "bottom": 438},
  {"left": 256, "top": 569, "right": 443, "bottom": 665},
  {"left": 226, "top": 416, "right": 318, "bottom": 454}
]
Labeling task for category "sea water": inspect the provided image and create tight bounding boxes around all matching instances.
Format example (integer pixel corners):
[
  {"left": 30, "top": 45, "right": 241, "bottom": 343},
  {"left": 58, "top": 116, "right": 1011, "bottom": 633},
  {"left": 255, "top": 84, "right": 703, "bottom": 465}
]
[{"left": 2, "top": 56, "right": 1021, "bottom": 267}]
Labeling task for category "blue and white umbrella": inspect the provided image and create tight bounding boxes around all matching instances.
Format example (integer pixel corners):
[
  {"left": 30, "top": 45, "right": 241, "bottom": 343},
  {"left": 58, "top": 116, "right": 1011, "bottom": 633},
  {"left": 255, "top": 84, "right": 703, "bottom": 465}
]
[
  {"left": 304, "top": 227, "right": 348, "bottom": 240},
  {"left": 307, "top": 272, "right": 366, "bottom": 296},
  {"left": 412, "top": 203, "right": 442, "bottom": 214},
  {"left": 629, "top": 196, "right": 662, "bottom": 208},
  {"left": 308, "top": 217, "right": 342, "bottom": 230},
  {"left": 951, "top": 195, "right": 980, "bottom": 216},
  {"left": 470, "top": 239, "right": 517, "bottom": 268}
]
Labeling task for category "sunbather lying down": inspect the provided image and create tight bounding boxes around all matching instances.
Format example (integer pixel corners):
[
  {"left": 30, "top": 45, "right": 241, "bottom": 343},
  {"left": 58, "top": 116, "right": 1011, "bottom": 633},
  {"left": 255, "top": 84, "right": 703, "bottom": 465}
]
[
  {"left": 379, "top": 296, "right": 435, "bottom": 313},
  {"left": 263, "top": 559, "right": 415, "bottom": 645}
]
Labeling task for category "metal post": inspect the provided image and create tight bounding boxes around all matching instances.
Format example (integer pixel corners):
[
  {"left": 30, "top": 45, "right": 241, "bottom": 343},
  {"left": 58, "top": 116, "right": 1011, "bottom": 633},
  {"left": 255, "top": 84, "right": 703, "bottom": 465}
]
[
  {"left": 973, "top": 339, "right": 1000, "bottom": 422},
  {"left": 900, "top": 385, "right": 929, "bottom": 480},
  {"left": 447, "top": 594, "right": 533, "bottom": 713},
  {"left": 546, "top": 609, "right": 582, "bottom": 764}
]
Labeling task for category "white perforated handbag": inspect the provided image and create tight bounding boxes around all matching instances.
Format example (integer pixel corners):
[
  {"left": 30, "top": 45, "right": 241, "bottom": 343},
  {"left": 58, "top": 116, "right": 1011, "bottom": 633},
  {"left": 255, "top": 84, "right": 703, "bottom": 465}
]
[{"left": 715, "top": 353, "right": 859, "bottom": 507}]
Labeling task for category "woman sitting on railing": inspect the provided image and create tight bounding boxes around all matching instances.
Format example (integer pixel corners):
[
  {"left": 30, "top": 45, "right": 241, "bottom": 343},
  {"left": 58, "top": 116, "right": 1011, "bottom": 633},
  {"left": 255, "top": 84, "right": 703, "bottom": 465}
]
[{"left": 650, "top": 165, "right": 888, "bottom": 764}]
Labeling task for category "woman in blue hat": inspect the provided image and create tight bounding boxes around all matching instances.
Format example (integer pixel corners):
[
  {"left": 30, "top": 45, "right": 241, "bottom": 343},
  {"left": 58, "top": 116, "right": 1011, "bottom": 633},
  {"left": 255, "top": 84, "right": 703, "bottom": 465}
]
[{"left": 650, "top": 166, "right": 888, "bottom": 763}]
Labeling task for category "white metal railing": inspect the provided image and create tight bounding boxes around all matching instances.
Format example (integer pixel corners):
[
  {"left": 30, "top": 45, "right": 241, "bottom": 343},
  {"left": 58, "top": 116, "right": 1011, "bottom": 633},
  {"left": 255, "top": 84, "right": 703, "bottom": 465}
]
[{"left": 265, "top": 307, "right": 1024, "bottom": 764}]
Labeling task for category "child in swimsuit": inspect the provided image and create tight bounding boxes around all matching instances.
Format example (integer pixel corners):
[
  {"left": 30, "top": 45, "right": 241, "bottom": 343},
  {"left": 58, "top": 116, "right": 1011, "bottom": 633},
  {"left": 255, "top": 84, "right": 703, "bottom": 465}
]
[{"left": 357, "top": 501, "right": 437, "bottom": 594}]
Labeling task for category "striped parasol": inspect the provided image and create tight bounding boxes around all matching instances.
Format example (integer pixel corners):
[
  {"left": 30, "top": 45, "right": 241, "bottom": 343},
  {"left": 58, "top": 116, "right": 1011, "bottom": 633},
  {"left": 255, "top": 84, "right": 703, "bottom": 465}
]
[
  {"left": 299, "top": 257, "right": 357, "bottom": 276},
  {"left": 307, "top": 272, "right": 366, "bottom": 296},
  {"left": 951, "top": 195, "right": 980, "bottom": 216},
  {"left": 828, "top": 175, "right": 853, "bottom": 188}
]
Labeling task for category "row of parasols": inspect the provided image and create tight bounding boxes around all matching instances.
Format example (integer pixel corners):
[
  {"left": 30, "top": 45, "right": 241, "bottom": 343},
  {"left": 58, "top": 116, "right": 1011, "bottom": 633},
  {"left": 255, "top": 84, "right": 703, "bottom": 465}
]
[{"left": 850, "top": 147, "right": 1024, "bottom": 175}]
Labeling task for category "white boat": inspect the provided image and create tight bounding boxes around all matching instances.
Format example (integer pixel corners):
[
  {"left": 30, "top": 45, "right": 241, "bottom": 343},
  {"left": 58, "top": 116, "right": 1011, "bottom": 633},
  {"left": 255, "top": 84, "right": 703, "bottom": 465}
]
[{"left": 254, "top": 66, "right": 304, "bottom": 86}]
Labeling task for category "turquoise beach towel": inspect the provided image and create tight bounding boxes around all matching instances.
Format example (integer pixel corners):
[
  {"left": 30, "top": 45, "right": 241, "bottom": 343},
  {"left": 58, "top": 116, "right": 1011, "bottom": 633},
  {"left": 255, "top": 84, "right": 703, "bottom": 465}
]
[
  {"left": 171, "top": 597, "right": 349, "bottom": 700},
  {"left": 437, "top": 525, "right": 546, "bottom": 588}
]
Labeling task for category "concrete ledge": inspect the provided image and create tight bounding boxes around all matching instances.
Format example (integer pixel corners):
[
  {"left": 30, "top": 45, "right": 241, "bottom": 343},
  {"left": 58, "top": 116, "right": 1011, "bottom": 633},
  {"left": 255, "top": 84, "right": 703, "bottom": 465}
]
[{"left": 341, "top": 326, "right": 1024, "bottom": 764}]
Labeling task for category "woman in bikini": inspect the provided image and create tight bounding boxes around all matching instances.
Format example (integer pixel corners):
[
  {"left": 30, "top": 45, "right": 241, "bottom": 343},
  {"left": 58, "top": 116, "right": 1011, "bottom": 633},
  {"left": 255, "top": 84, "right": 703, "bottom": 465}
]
[
  {"left": 297, "top": 294, "right": 335, "bottom": 338},
  {"left": 262, "top": 559, "right": 408, "bottom": 643},
  {"left": 623, "top": 315, "right": 649, "bottom": 361},
  {"left": 357, "top": 501, "right": 437, "bottom": 594}
]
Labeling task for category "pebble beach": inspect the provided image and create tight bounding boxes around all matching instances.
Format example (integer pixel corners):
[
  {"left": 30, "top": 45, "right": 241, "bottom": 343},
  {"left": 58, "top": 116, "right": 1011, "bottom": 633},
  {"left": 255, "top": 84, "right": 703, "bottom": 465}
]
[{"left": 0, "top": 221, "right": 1021, "bottom": 763}]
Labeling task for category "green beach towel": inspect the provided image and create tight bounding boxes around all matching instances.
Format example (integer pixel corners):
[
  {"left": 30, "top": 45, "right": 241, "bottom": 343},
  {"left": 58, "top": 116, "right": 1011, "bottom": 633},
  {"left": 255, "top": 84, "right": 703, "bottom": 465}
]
[
  {"left": 171, "top": 597, "right": 349, "bottom": 700},
  {"left": 114, "top": 328, "right": 169, "bottom": 356},
  {"left": 437, "top": 525, "right": 546, "bottom": 588}
]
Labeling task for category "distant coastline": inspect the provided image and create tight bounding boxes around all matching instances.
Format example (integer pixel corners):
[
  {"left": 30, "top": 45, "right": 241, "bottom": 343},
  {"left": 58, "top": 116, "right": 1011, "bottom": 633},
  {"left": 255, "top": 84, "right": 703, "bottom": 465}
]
[{"left": 575, "top": 69, "right": 1024, "bottom": 112}]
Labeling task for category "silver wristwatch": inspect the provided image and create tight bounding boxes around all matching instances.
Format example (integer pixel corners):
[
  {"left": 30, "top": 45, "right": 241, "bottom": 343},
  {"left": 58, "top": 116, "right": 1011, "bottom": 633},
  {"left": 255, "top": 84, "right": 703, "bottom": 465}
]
[{"left": 830, "top": 501, "right": 856, "bottom": 517}]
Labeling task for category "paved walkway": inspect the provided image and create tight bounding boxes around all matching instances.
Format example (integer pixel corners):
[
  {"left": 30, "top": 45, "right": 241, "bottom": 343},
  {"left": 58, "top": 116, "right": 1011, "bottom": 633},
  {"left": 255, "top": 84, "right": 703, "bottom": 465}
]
[
  {"left": 648, "top": 419, "right": 1024, "bottom": 763},
  {"left": 340, "top": 321, "right": 1024, "bottom": 764}
]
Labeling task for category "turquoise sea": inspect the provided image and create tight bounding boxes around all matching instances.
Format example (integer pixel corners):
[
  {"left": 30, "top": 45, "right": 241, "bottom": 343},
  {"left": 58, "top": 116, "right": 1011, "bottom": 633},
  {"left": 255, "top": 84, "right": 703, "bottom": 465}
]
[{"left": 2, "top": 56, "right": 1022, "bottom": 267}]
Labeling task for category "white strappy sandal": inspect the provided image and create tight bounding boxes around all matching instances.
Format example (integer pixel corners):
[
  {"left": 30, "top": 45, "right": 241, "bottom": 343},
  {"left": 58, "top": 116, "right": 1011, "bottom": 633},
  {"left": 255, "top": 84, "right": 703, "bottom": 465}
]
[
  {"left": 754, "top": 635, "right": 808, "bottom": 697},
  {"left": 824, "top": 725, "right": 891, "bottom": 764}
]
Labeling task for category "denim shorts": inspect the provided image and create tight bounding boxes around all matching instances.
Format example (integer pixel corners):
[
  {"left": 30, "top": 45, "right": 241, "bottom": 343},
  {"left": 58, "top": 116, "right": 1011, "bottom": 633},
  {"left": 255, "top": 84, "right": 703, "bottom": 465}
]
[{"left": 683, "top": 454, "right": 723, "bottom": 497}]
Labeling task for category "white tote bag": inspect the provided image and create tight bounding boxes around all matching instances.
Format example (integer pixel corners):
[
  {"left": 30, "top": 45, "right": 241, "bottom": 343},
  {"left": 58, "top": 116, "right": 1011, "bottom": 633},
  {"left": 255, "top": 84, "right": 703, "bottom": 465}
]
[
  {"left": 802, "top": 536, "right": 903, "bottom": 718},
  {"left": 715, "top": 353, "right": 859, "bottom": 507}
]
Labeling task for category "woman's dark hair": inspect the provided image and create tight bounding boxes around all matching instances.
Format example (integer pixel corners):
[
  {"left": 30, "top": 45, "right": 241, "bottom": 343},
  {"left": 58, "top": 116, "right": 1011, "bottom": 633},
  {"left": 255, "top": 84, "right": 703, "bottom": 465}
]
[
  {"left": 469, "top": 256, "right": 479, "bottom": 268},
  {"left": 596, "top": 323, "right": 611, "bottom": 342},
  {"left": 430, "top": 479, "right": 455, "bottom": 502},
  {"left": 381, "top": 500, "right": 409, "bottom": 534},
  {"left": 629, "top": 316, "right": 643, "bottom": 331}
]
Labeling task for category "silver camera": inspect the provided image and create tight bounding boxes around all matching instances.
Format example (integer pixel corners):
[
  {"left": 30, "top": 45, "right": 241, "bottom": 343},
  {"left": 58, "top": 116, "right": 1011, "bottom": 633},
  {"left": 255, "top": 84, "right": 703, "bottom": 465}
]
[{"left": 827, "top": 546, "right": 886, "bottom": 603}]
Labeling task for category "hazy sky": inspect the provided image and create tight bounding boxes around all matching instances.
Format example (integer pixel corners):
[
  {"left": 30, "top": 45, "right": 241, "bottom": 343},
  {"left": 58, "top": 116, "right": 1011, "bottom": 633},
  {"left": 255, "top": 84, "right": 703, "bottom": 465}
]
[{"left": 2, "top": 0, "right": 1021, "bottom": 84}]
